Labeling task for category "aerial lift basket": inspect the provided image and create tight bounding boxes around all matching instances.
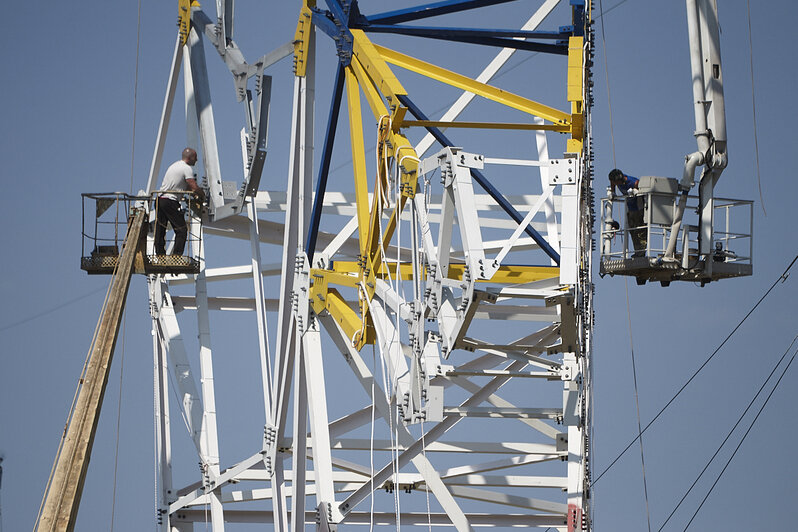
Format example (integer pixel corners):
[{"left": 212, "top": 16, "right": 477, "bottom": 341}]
[
  {"left": 599, "top": 177, "right": 753, "bottom": 286},
  {"left": 81, "top": 192, "right": 201, "bottom": 275}
]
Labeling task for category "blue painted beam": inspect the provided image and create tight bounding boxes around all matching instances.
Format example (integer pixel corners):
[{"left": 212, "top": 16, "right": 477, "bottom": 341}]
[
  {"left": 354, "top": 24, "right": 566, "bottom": 40},
  {"left": 366, "top": 0, "right": 521, "bottom": 25},
  {"left": 314, "top": 1, "right": 355, "bottom": 65},
  {"left": 306, "top": 64, "right": 346, "bottom": 259},
  {"left": 323, "top": 0, "right": 350, "bottom": 28},
  {"left": 571, "top": 0, "right": 586, "bottom": 37},
  {"left": 311, "top": 9, "right": 342, "bottom": 41},
  {"left": 397, "top": 94, "right": 561, "bottom": 265},
  {"left": 413, "top": 35, "right": 567, "bottom": 54},
  {"left": 357, "top": 25, "right": 568, "bottom": 54}
]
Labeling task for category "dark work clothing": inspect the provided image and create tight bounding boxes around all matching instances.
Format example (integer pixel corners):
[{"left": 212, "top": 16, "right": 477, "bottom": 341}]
[
  {"left": 613, "top": 174, "right": 642, "bottom": 212},
  {"left": 626, "top": 208, "right": 646, "bottom": 254},
  {"left": 154, "top": 197, "right": 187, "bottom": 255},
  {"left": 612, "top": 173, "right": 646, "bottom": 254}
]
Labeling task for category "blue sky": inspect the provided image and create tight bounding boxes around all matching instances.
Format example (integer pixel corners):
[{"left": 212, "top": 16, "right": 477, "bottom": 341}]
[{"left": 1, "top": 1, "right": 796, "bottom": 530}]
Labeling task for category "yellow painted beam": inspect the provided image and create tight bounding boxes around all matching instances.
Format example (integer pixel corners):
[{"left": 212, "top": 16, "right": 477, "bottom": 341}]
[
  {"left": 367, "top": 144, "right": 416, "bottom": 278},
  {"left": 309, "top": 269, "right": 328, "bottom": 315},
  {"left": 481, "top": 264, "right": 560, "bottom": 284},
  {"left": 309, "top": 270, "right": 375, "bottom": 348},
  {"left": 375, "top": 44, "right": 571, "bottom": 126},
  {"left": 566, "top": 36, "right": 584, "bottom": 153},
  {"left": 401, "top": 120, "right": 569, "bottom": 132},
  {"left": 332, "top": 261, "right": 418, "bottom": 279},
  {"left": 330, "top": 261, "right": 559, "bottom": 284},
  {"left": 325, "top": 288, "right": 374, "bottom": 346},
  {"left": 377, "top": 196, "right": 408, "bottom": 260},
  {"left": 567, "top": 37, "right": 584, "bottom": 103},
  {"left": 345, "top": 67, "right": 372, "bottom": 254},
  {"left": 390, "top": 136, "right": 420, "bottom": 184},
  {"left": 311, "top": 269, "right": 361, "bottom": 289},
  {"left": 351, "top": 29, "right": 407, "bottom": 105},
  {"left": 390, "top": 106, "right": 407, "bottom": 134},
  {"left": 349, "top": 55, "right": 388, "bottom": 120},
  {"left": 363, "top": 130, "right": 418, "bottom": 284},
  {"left": 292, "top": 1, "right": 316, "bottom": 76},
  {"left": 178, "top": 0, "right": 201, "bottom": 46}
]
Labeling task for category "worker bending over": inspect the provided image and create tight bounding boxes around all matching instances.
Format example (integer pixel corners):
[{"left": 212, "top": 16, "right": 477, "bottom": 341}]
[
  {"left": 154, "top": 147, "right": 205, "bottom": 256},
  {"left": 609, "top": 168, "right": 646, "bottom": 257}
]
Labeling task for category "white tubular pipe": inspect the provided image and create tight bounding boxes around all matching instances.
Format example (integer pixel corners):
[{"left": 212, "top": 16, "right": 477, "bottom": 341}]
[
  {"left": 664, "top": 192, "right": 689, "bottom": 260},
  {"left": 686, "top": 0, "right": 711, "bottom": 156},
  {"left": 664, "top": 151, "right": 704, "bottom": 260},
  {"left": 698, "top": 0, "right": 728, "bottom": 167},
  {"left": 681, "top": 150, "right": 704, "bottom": 190},
  {"left": 602, "top": 188, "right": 614, "bottom": 257},
  {"left": 665, "top": 1, "right": 728, "bottom": 264},
  {"left": 666, "top": 0, "right": 718, "bottom": 262}
]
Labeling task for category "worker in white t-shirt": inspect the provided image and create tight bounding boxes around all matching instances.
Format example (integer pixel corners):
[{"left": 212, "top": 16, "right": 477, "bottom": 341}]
[{"left": 154, "top": 147, "right": 205, "bottom": 255}]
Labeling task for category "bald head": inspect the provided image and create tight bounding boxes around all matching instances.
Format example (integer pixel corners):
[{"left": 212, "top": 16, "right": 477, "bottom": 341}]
[{"left": 182, "top": 147, "right": 198, "bottom": 166}]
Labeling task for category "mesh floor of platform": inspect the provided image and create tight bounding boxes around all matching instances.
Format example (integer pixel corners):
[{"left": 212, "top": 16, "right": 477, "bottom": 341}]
[
  {"left": 81, "top": 255, "right": 199, "bottom": 274},
  {"left": 145, "top": 255, "right": 200, "bottom": 274}
]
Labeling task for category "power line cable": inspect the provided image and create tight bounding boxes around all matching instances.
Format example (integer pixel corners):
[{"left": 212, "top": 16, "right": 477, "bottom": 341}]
[
  {"left": 0, "top": 287, "right": 107, "bottom": 334},
  {"left": 625, "top": 280, "right": 652, "bottom": 531},
  {"left": 604, "top": 0, "right": 650, "bottom": 522},
  {"left": 658, "top": 334, "right": 798, "bottom": 530},
  {"left": 595, "top": 0, "right": 632, "bottom": 19},
  {"left": 598, "top": 0, "right": 617, "bottom": 167},
  {"left": 597, "top": 0, "right": 654, "bottom": 526},
  {"left": 683, "top": 344, "right": 798, "bottom": 530},
  {"left": 745, "top": 0, "right": 765, "bottom": 216},
  {"left": 112, "top": 0, "right": 141, "bottom": 521},
  {"left": 594, "top": 254, "right": 798, "bottom": 484},
  {"left": 129, "top": 0, "right": 142, "bottom": 194}
]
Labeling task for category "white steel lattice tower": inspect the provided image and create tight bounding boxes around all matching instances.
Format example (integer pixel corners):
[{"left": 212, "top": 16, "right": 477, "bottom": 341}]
[{"left": 146, "top": 1, "right": 596, "bottom": 530}]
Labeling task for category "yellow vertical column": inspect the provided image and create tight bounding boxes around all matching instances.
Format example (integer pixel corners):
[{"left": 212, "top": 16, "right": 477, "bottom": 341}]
[{"left": 566, "top": 36, "right": 585, "bottom": 153}]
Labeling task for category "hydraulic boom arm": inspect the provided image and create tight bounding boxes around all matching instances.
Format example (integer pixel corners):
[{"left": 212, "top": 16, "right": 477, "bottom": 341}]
[{"left": 666, "top": 0, "right": 727, "bottom": 263}]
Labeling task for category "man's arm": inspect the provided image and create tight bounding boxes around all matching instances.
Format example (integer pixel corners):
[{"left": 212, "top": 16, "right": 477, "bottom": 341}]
[{"left": 185, "top": 177, "right": 206, "bottom": 202}]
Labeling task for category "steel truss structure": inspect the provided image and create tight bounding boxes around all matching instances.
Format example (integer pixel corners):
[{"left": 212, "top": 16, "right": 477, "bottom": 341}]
[{"left": 146, "top": 1, "right": 596, "bottom": 530}]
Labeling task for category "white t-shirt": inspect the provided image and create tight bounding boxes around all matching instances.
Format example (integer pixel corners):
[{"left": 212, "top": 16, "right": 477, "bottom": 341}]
[{"left": 159, "top": 160, "right": 196, "bottom": 201}]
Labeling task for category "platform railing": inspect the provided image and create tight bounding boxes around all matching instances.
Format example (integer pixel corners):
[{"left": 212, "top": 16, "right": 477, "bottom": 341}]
[
  {"left": 81, "top": 192, "right": 202, "bottom": 274},
  {"left": 600, "top": 192, "right": 753, "bottom": 267}
]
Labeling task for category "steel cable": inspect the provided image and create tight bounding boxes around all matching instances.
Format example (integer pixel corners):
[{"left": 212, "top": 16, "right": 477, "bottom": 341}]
[
  {"left": 658, "top": 334, "right": 798, "bottom": 530},
  {"left": 0, "top": 288, "right": 106, "bottom": 333},
  {"left": 625, "top": 280, "right": 652, "bottom": 531},
  {"left": 594, "top": 254, "right": 798, "bottom": 485},
  {"left": 746, "top": 0, "right": 765, "bottom": 216},
  {"left": 683, "top": 344, "right": 797, "bottom": 530},
  {"left": 129, "top": 0, "right": 142, "bottom": 194},
  {"left": 600, "top": 0, "right": 650, "bottom": 527}
]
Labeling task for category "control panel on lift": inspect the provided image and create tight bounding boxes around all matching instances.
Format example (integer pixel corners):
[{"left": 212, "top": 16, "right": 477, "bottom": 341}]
[
  {"left": 598, "top": 177, "right": 752, "bottom": 286},
  {"left": 81, "top": 192, "right": 201, "bottom": 275}
]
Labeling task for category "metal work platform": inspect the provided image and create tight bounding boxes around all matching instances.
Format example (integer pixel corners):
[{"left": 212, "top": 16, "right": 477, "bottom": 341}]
[
  {"left": 81, "top": 192, "right": 201, "bottom": 276},
  {"left": 601, "top": 254, "right": 752, "bottom": 286},
  {"left": 599, "top": 185, "right": 753, "bottom": 285},
  {"left": 81, "top": 253, "right": 199, "bottom": 275}
]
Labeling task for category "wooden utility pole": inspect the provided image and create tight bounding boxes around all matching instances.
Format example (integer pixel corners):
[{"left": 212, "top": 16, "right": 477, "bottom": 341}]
[{"left": 37, "top": 209, "right": 146, "bottom": 532}]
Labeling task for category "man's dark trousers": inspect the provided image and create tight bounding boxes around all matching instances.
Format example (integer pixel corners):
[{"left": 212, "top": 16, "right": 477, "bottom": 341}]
[{"left": 154, "top": 198, "right": 187, "bottom": 255}]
